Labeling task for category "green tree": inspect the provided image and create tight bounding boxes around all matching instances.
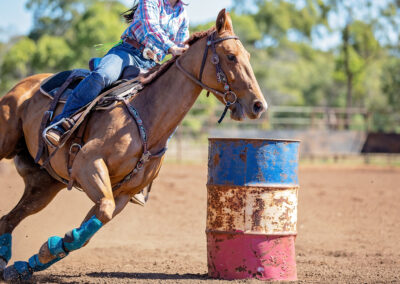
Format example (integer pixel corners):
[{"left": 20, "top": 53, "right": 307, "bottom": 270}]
[
  {"left": 33, "top": 35, "right": 74, "bottom": 72},
  {"left": 230, "top": 12, "right": 262, "bottom": 45},
  {"left": 26, "top": 0, "right": 96, "bottom": 40},
  {"left": 68, "top": 1, "right": 127, "bottom": 67},
  {"left": 0, "top": 37, "right": 37, "bottom": 92},
  {"left": 322, "top": 0, "right": 398, "bottom": 128},
  {"left": 382, "top": 58, "right": 400, "bottom": 112}
]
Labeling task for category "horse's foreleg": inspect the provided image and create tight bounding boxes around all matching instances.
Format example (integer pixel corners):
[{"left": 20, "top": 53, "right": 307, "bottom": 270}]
[{"left": 2, "top": 158, "right": 130, "bottom": 281}]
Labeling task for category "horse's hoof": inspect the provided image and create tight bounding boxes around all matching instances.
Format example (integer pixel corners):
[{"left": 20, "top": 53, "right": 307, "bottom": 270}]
[
  {"left": 131, "top": 192, "right": 146, "bottom": 206},
  {"left": 3, "top": 262, "right": 32, "bottom": 281}
]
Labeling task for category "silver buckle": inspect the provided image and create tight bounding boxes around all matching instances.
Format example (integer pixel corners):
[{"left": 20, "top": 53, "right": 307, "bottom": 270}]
[{"left": 140, "top": 151, "right": 151, "bottom": 164}]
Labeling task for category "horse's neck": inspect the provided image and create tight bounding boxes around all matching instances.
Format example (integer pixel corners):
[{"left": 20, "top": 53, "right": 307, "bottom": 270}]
[{"left": 135, "top": 57, "right": 203, "bottom": 150}]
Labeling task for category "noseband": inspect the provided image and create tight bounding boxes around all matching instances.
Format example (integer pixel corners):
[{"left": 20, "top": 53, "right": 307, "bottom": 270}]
[{"left": 176, "top": 31, "right": 239, "bottom": 123}]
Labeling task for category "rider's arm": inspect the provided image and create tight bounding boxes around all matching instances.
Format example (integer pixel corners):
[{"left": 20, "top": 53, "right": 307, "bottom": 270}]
[{"left": 176, "top": 13, "right": 190, "bottom": 47}]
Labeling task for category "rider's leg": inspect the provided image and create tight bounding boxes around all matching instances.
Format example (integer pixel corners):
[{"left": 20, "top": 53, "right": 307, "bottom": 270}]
[
  {"left": 44, "top": 49, "right": 131, "bottom": 146},
  {"left": 2, "top": 159, "right": 131, "bottom": 281}
]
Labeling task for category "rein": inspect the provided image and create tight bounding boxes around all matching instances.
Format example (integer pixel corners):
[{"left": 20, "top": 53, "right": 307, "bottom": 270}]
[{"left": 176, "top": 31, "right": 239, "bottom": 124}]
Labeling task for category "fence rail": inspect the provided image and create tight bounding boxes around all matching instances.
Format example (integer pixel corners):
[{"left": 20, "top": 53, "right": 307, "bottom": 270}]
[{"left": 179, "top": 105, "right": 370, "bottom": 136}]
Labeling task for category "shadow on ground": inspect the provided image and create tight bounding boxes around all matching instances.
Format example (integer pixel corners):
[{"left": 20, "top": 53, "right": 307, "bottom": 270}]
[
  {"left": 87, "top": 272, "right": 209, "bottom": 280},
  {"left": 34, "top": 272, "right": 209, "bottom": 283}
]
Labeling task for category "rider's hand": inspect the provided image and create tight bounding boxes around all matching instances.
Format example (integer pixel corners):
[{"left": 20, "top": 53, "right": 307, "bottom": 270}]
[{"left": 169, "top": 45, "right": 188, "bottom": 56}]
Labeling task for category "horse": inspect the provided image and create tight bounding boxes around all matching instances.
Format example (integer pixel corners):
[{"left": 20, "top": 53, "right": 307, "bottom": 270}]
[{"left": 0, "top": 9, "right": 266, "bottom": 281}]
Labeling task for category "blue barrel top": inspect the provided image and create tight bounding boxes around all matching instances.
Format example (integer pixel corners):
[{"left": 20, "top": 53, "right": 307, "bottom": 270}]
[{"left": 208, "top": 138, "right": 300, "bottom": 187}]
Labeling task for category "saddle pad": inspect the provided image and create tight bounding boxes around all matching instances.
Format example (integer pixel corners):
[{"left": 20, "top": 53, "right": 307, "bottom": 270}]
[{"left": 40, "top": 69, "right": 89, "bottom": 103}]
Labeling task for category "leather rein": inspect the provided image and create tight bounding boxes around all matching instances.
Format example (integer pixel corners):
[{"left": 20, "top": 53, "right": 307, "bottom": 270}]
[{"left": 176, "top": 31, "right": 239, "bottom": 124}]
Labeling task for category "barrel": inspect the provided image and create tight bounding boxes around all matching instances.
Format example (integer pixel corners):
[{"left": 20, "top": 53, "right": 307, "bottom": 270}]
[{"left": 207, "top": 138, "right": 300, "bottom": 281}]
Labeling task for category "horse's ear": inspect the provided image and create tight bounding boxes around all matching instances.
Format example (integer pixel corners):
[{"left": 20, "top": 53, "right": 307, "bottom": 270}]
[{"left": 216, "top": 9, "right": 234, "bottom": 34}]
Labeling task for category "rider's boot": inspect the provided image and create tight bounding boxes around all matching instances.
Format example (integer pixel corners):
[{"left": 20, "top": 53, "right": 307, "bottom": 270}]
[
  {"left": 44, "top": 118, "right": 75, "bottom": 148},
  {"left": 45, "top": 125, "right": 66, "bottom": 148}
]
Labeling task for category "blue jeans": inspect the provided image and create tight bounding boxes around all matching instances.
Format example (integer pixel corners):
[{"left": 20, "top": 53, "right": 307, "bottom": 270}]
[{"left": 52, "top": 42, "right": 156, "bottom": 126}]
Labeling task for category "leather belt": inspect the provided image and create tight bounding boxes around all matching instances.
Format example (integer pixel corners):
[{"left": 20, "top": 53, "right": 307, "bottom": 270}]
[{"left": 123, "top": 38, "right": 158, "bottom": 62}]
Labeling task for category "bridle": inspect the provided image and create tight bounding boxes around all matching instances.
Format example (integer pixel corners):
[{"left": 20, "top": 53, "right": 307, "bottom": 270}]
[{"left": 176, "top": 31, "right": 239, "bottom": 123}]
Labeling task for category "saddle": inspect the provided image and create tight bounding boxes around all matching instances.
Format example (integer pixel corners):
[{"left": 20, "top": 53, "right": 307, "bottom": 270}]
[
  {"left": 35, "top": 60, "right": 146, "bottom": 186},
  {"left": 40, "top": 59, "right": 143, "bottom": 107}
]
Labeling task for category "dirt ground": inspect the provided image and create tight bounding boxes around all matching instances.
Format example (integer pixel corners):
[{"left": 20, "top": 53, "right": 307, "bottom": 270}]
[{"left": 0, "top": 160, "right": 399, "bottom": 283}]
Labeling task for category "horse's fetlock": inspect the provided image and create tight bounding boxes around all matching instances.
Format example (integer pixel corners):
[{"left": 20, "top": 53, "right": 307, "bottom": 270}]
[
  {"left": 38, "top": 236, "right": 68, "bottom": 264},
  {"left": 38, "top": 242, "right": 56, "bottom": 264}
]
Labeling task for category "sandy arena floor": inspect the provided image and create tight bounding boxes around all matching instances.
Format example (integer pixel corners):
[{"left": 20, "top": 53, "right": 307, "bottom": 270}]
[{"left": 0, "top": 160, "right": 399, "bottom": 283}]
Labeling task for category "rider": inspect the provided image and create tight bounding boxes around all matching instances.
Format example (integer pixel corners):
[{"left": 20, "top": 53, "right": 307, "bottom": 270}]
[{"left": 45, "top": 0, "right": 189, "bottom": 146}]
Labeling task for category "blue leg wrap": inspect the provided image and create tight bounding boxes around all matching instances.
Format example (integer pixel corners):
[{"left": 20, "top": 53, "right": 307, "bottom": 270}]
[
  {"left": 28, "top": 254, "right": 62, "bottom": 272},
  {"left": 63, "top": 215, "right": 103, "bottom": 252},
  {"left": 2, "top": 236, "right": 69, "bottom": 281},
  {"left": 0, "top": 233, "right": 12, "bottom": 263},
  {"left": 27, "top": 236, "right": 69, "bottom": 272},
  {"left": 48, "top": 236, "right": 69, "bottom": 259},
  {"left": 2, "top": 217, "right": 102, "bottom": 281}
]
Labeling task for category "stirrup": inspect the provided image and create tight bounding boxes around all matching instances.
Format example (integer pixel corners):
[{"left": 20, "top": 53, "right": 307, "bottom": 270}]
[{"left": 43, "top": 119, "right": 66, "bottom": 148}]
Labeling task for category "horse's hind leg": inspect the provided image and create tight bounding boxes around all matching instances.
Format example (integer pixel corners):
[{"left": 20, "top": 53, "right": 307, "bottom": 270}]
[
  {"left": 3, "top": 157, "right": 131, "bottom": 281},
  {"left": 0, "top": 150, "right": 64, "bottom": 273}
]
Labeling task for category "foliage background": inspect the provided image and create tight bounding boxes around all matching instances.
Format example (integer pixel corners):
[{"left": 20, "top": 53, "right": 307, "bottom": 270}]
[{"left": 0, "top": 0, "right": 399, "bottom": 132}]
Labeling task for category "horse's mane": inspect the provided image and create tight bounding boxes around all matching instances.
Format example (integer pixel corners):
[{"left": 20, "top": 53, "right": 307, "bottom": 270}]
[{"left": 140, "top": 27, "right": 216, "bottom": 86}]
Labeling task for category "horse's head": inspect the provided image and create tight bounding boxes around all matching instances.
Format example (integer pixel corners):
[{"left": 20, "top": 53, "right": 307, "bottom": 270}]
[{"left": 201, "top": 9, "right": 267, "bottom": 121}]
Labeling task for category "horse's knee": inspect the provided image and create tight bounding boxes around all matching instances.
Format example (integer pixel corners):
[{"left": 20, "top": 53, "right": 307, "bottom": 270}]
[{"left": 97, "top": 198, "right": 115, "bottom": 224}]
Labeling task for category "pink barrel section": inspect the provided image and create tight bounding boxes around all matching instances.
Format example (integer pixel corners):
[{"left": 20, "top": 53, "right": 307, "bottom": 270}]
[{"left": 207, "top": 138, "right": 300, "bottom": 281}]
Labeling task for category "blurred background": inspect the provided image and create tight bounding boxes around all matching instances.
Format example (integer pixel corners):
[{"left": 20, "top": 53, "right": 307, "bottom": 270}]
[{"left": 0, "top": 0, "right": 399, "bottom": 165}]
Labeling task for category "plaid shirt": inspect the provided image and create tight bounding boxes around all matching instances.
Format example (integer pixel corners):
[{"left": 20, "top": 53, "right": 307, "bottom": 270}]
[{"left": 121, "top": 0, "right": 189, "bottom": 62}]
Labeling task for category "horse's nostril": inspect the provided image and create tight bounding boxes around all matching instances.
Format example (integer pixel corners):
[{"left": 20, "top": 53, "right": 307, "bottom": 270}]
[{"left": 253, "top": 101, "right": 264, "bottom": 115}]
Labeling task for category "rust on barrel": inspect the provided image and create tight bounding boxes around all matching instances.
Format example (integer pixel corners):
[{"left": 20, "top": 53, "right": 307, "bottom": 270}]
[{"left": 207, "top": 185, "right": 298, "bottom": 235}]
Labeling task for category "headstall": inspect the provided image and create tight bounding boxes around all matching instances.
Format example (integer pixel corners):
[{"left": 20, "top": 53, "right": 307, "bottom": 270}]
[{"left": 176, "top": 31, "right": 240, "bottom": 123}]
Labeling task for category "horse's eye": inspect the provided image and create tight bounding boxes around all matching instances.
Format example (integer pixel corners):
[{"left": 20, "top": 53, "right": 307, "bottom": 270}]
[{"left": 227, "top": 54, "right": 236, "bottom": 62}]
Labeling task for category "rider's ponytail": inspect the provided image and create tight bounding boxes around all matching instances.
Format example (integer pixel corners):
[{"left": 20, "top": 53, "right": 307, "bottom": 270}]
[{"left": 121, "top": 1, "right": 139, "bottom": 24}]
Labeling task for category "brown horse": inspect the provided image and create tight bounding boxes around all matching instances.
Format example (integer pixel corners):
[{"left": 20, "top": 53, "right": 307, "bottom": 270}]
[{"left": 0, "top": 9, "right": 266, "bottom": 281}]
